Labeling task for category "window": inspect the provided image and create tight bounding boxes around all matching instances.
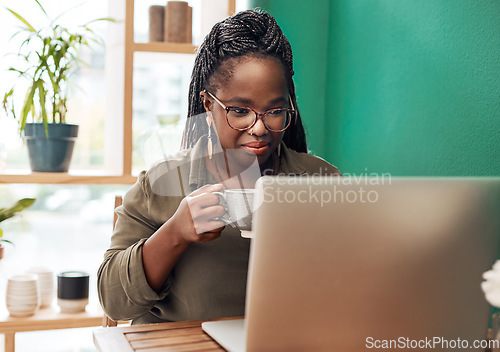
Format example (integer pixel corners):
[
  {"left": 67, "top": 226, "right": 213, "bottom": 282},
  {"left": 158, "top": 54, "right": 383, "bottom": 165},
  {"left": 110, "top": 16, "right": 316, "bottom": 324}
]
[
  {"left": 0, "top": 0, "right": 111, "bottom": 174},
  {"left": 0, "top": 0, "right": 247, "bottom": 183}
]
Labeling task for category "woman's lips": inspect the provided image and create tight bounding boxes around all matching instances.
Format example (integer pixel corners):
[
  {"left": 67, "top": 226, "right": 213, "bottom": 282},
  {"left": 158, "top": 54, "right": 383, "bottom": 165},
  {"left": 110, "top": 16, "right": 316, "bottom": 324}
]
[{"left": 241, "top": 142, "right": 270, "bottom": 155}]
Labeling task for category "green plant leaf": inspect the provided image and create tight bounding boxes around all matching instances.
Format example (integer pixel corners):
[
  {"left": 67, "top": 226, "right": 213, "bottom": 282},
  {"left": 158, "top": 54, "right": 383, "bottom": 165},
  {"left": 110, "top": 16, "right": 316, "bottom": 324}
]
[
  {"left": 10, "top": 103, "right": 16, "bottom": 120},
  {"left": 50, "top": 3, "right": 83, "bottom": 26},
  {"left": 20, "top": 84, "right": 37, "bottom": 132},
  {"left": 37, "top": 80, "right": 48, "bottom": 125},
  {"left": 33, "top": 0, "right": 48, "bottom": 18},
  {"left": 10, "top": 198, "right": 36, "bottom": 213},
  {"left": 2, "top": 88, "right": 14, "bottom": 110},
  {"left": 30, "top": 101, "right": 36, "bottom": 121},
  {"left": 0, "top": 198, "right": 36, "bottom": 223},
  {"left": 1, "top": 239, "right": 15, "bottom": 247},
  {"left": 7, "top": 68, "right": 24, "bottom": 75},
  {"left": 7, "top": 8, "right": 37, "bottom": 33},
  {"left": 0, "top": 213, "right": 14, "bottom": 223},
  {"left": 83, "top": 17, "right": 115, "bottom": 26}
]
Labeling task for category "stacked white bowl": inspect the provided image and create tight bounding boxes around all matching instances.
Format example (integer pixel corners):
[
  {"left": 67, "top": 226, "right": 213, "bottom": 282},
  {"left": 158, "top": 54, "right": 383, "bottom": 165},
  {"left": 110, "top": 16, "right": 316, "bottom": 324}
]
[
  {"left": 27, "top": 267, "right": 54, "bottom": 308},
  {"left": 6, "top": 274, "right": 39, "bottom": 317}
]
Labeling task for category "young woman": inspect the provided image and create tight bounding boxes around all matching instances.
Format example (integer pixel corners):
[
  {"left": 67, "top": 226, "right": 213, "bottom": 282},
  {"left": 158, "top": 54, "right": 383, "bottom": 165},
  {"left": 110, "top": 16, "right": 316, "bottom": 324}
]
[{"left": 98, "top": 10, "right": 341, "bottom": 325}]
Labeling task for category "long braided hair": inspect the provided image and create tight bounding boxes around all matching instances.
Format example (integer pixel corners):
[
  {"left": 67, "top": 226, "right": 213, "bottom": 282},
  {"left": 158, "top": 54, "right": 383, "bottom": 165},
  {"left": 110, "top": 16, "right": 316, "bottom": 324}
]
[{"left": 180, "top": 10, "right": 307, "bottom": 153}]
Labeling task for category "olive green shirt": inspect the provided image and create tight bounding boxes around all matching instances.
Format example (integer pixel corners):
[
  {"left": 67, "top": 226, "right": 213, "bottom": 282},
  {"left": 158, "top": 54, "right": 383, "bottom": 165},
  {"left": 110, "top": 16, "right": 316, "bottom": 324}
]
[{"left": 97, "top": 139, "right": 341, "bottom": 324}]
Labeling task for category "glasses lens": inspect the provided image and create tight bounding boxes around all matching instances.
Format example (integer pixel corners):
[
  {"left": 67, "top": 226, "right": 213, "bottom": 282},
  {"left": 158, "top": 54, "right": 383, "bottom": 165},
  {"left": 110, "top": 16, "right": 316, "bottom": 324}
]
[
  {"left": 226, "top": 107, "right": 294, "bottom": 131},
  {"left": 263, "top": 109, "right": 292, "bottom": 132},
  {"left": 227, "top": 107, "right": 255, "bottom": 130}
]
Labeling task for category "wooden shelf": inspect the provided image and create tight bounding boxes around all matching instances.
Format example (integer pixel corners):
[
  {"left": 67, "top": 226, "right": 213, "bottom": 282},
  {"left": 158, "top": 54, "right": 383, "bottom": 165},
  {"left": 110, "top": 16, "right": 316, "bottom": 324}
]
[
  {"left": 0, "top": 173, "right": 137, "bottom": 185},
  {"left": 133, "top": 42, "right": 197, "bottom": 54},
  {"left": 0, "top": 303, "right": 104, "bottom": 335},
  {"left": 0, "top": 302, "right": 109, "bottom": 352}
]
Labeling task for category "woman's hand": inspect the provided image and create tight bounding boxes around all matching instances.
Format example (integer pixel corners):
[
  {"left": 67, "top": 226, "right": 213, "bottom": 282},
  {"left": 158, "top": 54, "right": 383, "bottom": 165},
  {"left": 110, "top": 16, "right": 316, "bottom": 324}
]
[
  {"left": 170, "top": 183, "right": 227, "bottom": 244},
  {"left": 142, "top": 183, "right": 226, "bottom": 291}
]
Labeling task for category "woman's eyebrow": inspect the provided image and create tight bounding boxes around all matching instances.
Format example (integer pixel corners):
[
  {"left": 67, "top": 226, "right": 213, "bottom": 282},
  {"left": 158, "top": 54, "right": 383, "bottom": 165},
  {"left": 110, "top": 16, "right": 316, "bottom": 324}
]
[
  {"left": 225, "top": 96, "right": 287, "bottom": 106},
  {"left": 225, "top": 97, "right": 253, "bottom": 105}
]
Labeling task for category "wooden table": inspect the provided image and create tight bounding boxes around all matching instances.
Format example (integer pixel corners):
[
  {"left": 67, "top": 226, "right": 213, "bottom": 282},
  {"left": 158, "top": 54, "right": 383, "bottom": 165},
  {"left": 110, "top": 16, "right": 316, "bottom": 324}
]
[
  {"left": 93, "top": 319, "right": 228, "bottom": 352},
  {"left": 0, "top": 302, "right": 105, "bottom": 352}
]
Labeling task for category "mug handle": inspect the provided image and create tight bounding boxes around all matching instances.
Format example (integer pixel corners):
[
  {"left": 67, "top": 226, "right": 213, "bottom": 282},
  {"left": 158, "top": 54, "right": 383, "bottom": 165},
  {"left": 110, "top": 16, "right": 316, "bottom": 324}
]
[{"left": 213, "top": 191, "right": 235, "bottom": 227}]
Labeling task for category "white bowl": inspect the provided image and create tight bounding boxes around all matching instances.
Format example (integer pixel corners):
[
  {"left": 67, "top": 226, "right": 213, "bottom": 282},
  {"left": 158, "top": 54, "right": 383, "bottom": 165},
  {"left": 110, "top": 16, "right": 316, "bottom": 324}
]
[
  {"left": 6, "top": 294, "right": 38, "bottom": 303},
  {"left": 7, "top": 303, "right": 37, "bottom": 310},
  {"left": 7, "top": 276, "right": 39, "bottom": 295},
  {"left": 8, "top": 274, "right": 38, "bottom": 283},
  {"left": 6, "top": 293, "right": 38, "bottom": 301},
  {"left": 6, "top": 301, "right": 38, "bottom": 310},
  {"left": 8, "top": 279, "right": 38, "bottom": 285},
  {"left": 28, "top": 269, "right": 53, "bottom": 280},
  {"left": 7, "top": 306, "right": 37, "bottom": 317},
  {"left": 6, "top": 292, "right": 39, "bottom": 301},
  {"left": 7, "top": 302, "right": 37, "bottom": 309},
  {"left": 39, "top": 291, "right": 54, "bottom": 306},
  {"left": 37, "top": 277, "right": 54, "bottom": 284},
  {"left": 40, "top": 285, "right": 56, "bottom": 294},
  {"left": 27, "top": 271, "right": 54, "bottom": 282},
  {"left": 38, "top": 278, "right": 54, "bottom": 283},
  {"left": 6, "top": 290, "right": 39, "bottom": 298},
  {"left": 6, "top": 289, "right": 39, "bottom": 296},
  {"left": 7, "top": 307, "right": 36, "bottom": 314},
  {"left": 30, "top": 273, "right": 53, "bottom": 280},
  {"left": 6, "top": 283, "right": 38, "bottom": 290},
  {"left": 7, "top": 299, "right": 39, "bottom": 308},
  {"left": 39, "top": 298, "right": 53, "bottom": 308},
  {"left": 7, "top": 280, "right": 38, "bottom": 287}
]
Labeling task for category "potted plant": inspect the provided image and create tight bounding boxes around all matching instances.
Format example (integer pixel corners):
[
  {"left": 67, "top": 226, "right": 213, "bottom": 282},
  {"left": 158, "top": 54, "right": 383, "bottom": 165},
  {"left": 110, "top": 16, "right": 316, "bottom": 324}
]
[
  {"left": 1, "top": 0, "right": 113, "bottom": 172},
  {"left": 0, "top": 198, "right": 36, "bottom": 260}
]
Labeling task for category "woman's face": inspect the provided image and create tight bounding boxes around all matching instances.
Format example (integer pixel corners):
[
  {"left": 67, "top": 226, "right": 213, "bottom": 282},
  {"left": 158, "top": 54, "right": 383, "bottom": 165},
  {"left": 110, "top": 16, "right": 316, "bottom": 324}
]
[{"left": 201, "top": 55, "right": 289, "bottom": 167}]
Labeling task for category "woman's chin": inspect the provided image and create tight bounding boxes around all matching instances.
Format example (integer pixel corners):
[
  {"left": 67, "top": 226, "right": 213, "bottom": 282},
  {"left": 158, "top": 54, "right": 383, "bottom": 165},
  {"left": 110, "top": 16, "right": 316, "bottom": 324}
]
[{"left": 240, "top": 147, "right": 274, "bottom": 167}]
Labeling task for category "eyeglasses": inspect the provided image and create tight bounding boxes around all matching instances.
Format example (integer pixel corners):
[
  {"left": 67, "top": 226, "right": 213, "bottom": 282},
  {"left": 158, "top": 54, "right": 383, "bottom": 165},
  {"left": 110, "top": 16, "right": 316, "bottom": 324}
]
[{"left": 204, "top": 90, "right": 296, "bottom": 132}]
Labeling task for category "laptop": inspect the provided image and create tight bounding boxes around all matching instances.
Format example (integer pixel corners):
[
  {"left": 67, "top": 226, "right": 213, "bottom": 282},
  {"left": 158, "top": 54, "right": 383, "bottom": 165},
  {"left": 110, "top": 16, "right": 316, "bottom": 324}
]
[{"left": 202, "top": 177, "right": 500, "bottom": 351}]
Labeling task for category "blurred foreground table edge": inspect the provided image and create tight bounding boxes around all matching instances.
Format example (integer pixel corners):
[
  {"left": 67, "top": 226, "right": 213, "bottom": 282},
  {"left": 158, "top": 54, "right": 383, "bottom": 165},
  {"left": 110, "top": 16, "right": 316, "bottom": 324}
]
[{"left": 93, "top": 317, "right": 242, "bottom": 352}]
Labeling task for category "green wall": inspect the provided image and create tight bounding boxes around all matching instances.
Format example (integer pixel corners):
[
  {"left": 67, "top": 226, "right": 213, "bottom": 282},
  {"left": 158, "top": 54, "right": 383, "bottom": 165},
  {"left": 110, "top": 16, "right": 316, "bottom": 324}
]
[{"left": 250, "top": 0, "right": 500, "bottom": 176}]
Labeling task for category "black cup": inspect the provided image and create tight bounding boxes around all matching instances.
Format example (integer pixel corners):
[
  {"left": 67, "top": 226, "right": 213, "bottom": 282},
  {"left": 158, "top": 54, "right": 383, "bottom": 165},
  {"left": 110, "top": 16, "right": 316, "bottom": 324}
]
[
  {"left": 57, "top": 271, "right": 89, "bottom": 300},
  {"left": 57, "top": 271, "right": 89, "bottom": 313}
]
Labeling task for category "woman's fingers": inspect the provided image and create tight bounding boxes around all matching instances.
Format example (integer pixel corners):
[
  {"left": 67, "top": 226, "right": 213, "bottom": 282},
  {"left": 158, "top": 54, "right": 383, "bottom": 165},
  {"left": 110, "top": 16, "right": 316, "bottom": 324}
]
[
  {"left": 188, "top": 192, "right": 221, "bottom": 210},
  {"left": 189, "top": 183, "right": 224, "bottom": 197},
  {"left": 197, "top": 203, "right": 226, "bottom": 220},
  {"left": 195, "top": 228, "right": 224, "bottom": 243},
  {"left": 185, "top": 184, "right": 224, "bottom": 215},
  {"left": 192, "top": 204, "right": 226, "bottom": 234},
  {"left": 194, "top": 219, "right": 226, "bottom": 235},
  {"left": 176, "top": 183, "right": 228, "bottom": 241}
]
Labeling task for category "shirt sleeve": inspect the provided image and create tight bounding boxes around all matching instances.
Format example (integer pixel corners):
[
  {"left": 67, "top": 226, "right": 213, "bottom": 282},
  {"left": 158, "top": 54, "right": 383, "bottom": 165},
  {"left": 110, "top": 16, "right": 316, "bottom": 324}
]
[{"left": 97, "top": 171, "right": 173, "bottom": 321}]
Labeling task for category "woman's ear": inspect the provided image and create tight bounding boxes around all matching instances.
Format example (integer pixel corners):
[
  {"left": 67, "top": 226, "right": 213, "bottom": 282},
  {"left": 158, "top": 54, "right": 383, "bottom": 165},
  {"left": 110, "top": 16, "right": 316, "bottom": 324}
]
[{"left": 200, "top": 91, "right": 212, "bottom": 112}]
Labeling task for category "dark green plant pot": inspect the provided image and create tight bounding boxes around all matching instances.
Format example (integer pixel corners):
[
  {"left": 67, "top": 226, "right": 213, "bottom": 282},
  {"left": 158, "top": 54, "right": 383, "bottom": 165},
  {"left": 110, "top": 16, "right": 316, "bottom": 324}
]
[{"left": 24, "top": 123, "right": 79, "bottom": 173}]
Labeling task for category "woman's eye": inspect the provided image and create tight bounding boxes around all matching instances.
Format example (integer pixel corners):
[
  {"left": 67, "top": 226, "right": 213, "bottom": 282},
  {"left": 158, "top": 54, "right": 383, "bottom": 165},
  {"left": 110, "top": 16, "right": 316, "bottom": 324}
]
[
  {"left": 231, "top": 108, "right": 250, "bottom": 115},
  {"left": 268, "top": 109, "right": 286, "bottom": 115}
]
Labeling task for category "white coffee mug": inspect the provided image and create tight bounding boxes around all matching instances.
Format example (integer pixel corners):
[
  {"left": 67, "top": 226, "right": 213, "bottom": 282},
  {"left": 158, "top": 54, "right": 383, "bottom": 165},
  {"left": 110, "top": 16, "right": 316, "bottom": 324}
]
[{"left": 214, "top": 189, "right": 255, "bottom": 231}]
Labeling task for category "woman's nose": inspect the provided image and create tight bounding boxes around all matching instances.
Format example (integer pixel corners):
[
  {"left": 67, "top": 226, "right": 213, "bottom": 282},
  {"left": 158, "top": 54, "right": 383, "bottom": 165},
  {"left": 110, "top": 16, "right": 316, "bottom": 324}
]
[{"left": 247, "top": 116, "right": 268, "bottom": 136}]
